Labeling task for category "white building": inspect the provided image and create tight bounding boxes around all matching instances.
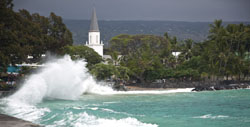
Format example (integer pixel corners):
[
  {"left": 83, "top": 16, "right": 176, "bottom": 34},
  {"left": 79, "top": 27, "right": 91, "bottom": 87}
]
[
  {"left": 85, "top": 8, "right": 104, "bottom": 57},
  {"left": 172, "top": 52, "right": 181, "bottom": 58}
]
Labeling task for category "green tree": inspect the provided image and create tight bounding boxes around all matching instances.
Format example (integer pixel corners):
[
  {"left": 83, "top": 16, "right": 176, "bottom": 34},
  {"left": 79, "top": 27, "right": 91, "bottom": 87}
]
[
  {"left": 62, "top": 45, "right": 102, "bottom": 68},
  {"left": 107, "top": 51, "right": 120, "bottom": 66},
  {"left": 90, "top": 63, "right": 115, "bottom": 80},
  {"left": 201, "top": 20, "right": 250, "bottom": 80},
  {"left": 113, "top": 35, "right": 169, "bottom": 84},
  {"left": 48, "top": 12, "right": 73, "bottom": 53},
  {"left": 90, "top": 63, "right": 130, "bottom": 81},
  {"left": 0, "top": 0, "right": 73, "bottom": 71},
  {"left": 182, "top": 39, "right": 194, "bottom": 60}
]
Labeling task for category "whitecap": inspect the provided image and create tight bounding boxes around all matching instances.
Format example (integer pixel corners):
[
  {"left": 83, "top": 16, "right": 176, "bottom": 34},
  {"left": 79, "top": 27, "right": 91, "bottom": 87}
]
[
  {"left": 103, "top": 101, "right": 120, "bottom": 104},
  {"left": 0, "top": 98, "right": 50, "bottom": 122},
  {"left": 66, "top": 112, "right": 157, "bottom": 127},
  {"left": 90, "top": 107, "right": 99, "bottom": 110},
  {"left": 101, "top": 108, "right": 144, "bottom": 117},
  {"left": 193, "top": 114, "right": 229, "bottom": 119}
]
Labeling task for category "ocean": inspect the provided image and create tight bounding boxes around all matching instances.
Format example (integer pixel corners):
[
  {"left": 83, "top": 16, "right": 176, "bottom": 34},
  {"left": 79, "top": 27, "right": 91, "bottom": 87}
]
[{"left": 0, "top": 56, "right": 250, "bottom": 127}]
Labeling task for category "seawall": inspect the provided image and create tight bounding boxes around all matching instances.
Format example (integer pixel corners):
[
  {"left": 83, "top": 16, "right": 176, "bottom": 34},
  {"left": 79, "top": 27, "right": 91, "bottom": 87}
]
[
  {"left": 0, "top": 114, "right": 41, "bottom": 127},
  {"left": 0, "top": 91, "right": 14, "bottom": 98}
]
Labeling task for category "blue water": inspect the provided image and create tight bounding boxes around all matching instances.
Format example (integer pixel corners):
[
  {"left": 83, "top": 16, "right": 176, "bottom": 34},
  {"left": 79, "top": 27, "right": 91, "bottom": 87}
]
[{"left": 2, "top": 89, "right": 249, "bottom": 127}]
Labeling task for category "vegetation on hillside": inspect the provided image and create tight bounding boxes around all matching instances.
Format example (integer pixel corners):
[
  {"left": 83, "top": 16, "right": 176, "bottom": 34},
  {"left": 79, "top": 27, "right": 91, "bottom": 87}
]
[{"left": 64, "top": 19, "right": 249, "bottom": 46}]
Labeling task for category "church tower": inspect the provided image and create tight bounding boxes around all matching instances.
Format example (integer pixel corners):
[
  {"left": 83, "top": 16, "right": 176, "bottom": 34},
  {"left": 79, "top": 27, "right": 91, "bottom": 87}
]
[{"left": 86, "top": 8, "right": 103, "bottom": 57}]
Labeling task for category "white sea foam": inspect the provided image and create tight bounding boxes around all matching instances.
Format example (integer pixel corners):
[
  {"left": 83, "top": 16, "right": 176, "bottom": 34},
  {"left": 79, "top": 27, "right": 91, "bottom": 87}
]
[
  {"left": 101, "top": 108, "right": 117, "bottom": 113},
  {"left": 72, "top": 106, "right": 86, "bottom": 110},
  {"left": 90, "top": 107, "right": 99, "bottom": 110},
  {"left": 193, "top": 114, "right": 229, "bottom": 119},
  {"left": 0, "top": 98, "right": 50, "bottom": 122},
  {"left": 101, "top": 108, "right": 129, "bottom": 115},
  {"left": 103, "top": 101, "right": 120, "bottom": 104},
  {"left": 47, "top": 112, "right": 158, "bottom": 127},
  {"left": 112, "top": 88, "right": 193, "bottom": 95},
  {"left": 91, "top": 88, "right": 193, "bottom": 95},
  {"left": 101, "top": 108, "right": 145, "bottom": 117}
]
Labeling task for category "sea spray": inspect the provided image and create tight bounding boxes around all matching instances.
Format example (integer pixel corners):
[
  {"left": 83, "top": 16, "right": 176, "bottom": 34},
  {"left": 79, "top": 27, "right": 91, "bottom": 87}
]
[
  {"left": 0, "top": 55, "right": 114, "bottom": 122},
  {"left": 7, "top": 55, "right": 113, "bottom": 104}
]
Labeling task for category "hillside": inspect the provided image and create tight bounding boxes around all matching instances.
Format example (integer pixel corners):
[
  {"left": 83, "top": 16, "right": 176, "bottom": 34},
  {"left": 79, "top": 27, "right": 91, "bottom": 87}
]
[{"left": 64, "top": 20, "right": 249, "bottom": 47}]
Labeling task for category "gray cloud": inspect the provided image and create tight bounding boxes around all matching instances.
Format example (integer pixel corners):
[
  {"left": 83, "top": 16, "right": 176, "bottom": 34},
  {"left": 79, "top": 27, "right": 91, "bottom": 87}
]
[{"left": 13, "top": 0, "right": 250, "bottom": 21}]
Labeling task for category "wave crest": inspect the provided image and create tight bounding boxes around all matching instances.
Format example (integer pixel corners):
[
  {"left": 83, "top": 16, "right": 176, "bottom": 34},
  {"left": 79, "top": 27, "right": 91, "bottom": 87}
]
[
  {"left": 47, "top": 112, "right": 158, "bottom": 127},
  {"left": 8, "top": 55, "right": 113, "bottom": 105}
]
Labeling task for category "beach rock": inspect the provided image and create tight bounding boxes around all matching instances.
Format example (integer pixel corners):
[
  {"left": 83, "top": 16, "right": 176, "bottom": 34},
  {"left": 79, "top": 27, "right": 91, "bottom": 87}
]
[
  {"left": 112, "top": 81, "right": 127, "bottom": 91},
  {"left": 113, "top": 85, "right": 127, "bottom": 91},
  {"left": 239, "top": 83, "right": 250, "bottom": 89},
  {"left": 126, "top": 80, "right": 250, "bottom": 92},
  {"left": 192, "top": 86, "right": 214, "bottom": 91},
  {"left": 192, "top": 82, "right": 250, "bottom": 92}
]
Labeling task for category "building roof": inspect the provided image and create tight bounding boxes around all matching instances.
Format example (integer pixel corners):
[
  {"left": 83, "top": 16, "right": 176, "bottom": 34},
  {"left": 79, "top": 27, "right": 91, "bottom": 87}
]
[
  {"left": 89, "top": 8, "right": 99, "bottom": 32},
  {"left": 103, "top": 55, "right": 112, "bottom": 59}
]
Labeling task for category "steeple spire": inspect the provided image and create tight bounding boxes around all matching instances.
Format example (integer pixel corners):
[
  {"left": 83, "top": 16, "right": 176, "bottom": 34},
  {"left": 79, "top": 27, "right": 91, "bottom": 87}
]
[
  {"left": 86, "top": 7, "right": 103, "bottom": 57},
  {"left": 89, "top": 8, "right": 99, "bottom": 32}
]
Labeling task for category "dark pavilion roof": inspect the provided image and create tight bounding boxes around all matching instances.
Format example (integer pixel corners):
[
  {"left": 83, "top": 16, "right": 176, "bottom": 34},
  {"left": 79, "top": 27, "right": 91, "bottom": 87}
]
[{"left": 89, "top": 8, "right": 99, "bottom": 32}]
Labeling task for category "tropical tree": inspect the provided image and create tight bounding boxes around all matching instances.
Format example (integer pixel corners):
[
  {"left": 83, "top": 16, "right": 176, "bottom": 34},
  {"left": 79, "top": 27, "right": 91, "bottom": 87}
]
[
  {"left": 62, "top": 45, "right": 102, "bottom": 68},
  {"left": 90, "top": 63, "right": 130, "bottom": 81},
  {"left": 90, "top": 63, "right": 115, "bottom": 80},
  {"left": 0, "top": 0, "right": 73, "bottom": 70}
]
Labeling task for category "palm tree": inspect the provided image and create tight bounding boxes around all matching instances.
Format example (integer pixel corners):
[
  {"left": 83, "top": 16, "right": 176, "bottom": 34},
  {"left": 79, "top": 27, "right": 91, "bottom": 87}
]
[
  {"left": 208, "top": 20, "right": 228, "bottom": 79},
  {"left": 107, "top": 51, "right": 120, "bottom": 66},
  {"left": 182, "top": 39, "right": 193, "bottom": 60}
]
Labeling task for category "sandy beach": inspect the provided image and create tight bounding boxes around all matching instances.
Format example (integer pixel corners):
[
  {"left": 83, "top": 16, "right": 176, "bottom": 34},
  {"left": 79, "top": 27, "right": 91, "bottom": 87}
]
[{"left": 126, "top": 86, "right": 179, "bottom": 91}]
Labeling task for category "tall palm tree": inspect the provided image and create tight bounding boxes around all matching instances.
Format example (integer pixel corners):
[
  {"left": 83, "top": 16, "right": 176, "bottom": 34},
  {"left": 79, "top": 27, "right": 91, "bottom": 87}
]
[{"left": 182, "top": 39, "right": 193, "bottom": 60}]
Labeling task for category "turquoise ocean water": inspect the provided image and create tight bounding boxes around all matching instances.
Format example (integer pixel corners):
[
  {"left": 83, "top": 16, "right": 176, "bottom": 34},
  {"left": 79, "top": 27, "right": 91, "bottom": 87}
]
[{"left": 1, "top": 89, "right": 250, "bottom": 127}]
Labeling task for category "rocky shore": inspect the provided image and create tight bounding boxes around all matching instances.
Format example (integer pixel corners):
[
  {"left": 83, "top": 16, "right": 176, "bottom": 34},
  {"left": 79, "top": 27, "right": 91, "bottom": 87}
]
[
  {"left": 125, "top": 80, "right": 250, "bottom": 92},
  {"left": 191, "top": 81, "right": 250, "bottom": 92}
]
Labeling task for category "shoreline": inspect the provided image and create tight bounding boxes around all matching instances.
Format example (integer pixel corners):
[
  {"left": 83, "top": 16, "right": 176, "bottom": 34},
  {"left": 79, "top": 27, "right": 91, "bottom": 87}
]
[
  {"left": 1, "top": 81, "right": 250, "bottom": 98},
  {"left": 126, "top": 86, "right": 181, "bottom": 91},
  {"left": 123, "top": 80, "right": 250, "bottom": 92}
]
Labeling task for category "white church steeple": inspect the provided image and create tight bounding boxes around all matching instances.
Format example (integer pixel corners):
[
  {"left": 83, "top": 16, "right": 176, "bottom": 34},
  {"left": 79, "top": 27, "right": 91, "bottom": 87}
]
[{"left": 86, "top": 8, "right": 103, "bottom": 57}]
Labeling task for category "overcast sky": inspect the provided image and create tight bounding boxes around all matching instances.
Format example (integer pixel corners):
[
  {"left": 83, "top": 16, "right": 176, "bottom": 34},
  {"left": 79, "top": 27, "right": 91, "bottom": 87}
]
[{"left": 13, "top": 0, "right": 250, "bottom": 22}]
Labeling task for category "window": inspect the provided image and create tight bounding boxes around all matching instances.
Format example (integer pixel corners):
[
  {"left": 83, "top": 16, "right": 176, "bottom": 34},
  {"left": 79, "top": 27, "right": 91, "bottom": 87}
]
[
  {"left": 90, "top": 36, "right": 92, "bottom": 44},
  {"left": 96, "top": 35, "right": 98, "bottom": 44}
]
